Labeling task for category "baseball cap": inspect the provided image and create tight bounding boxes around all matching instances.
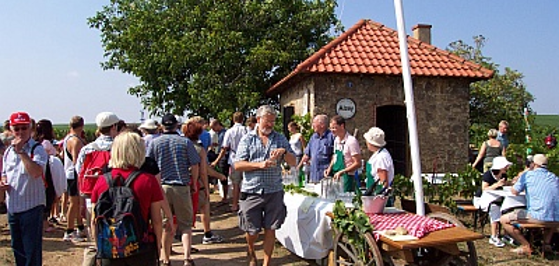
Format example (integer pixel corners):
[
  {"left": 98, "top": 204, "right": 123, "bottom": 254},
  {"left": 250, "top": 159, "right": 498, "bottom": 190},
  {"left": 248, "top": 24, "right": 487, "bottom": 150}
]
[
  {"left": 533, "top": 154, "right": 548, "bottom": 167},
  {"left": 95, "top": 112, "right": 120, "bottom": 128},
  {"left": 9, "top": 112, "right": 31, "bottom": 126},
  {"left": 162, "top": 113, "right": 178, "bottom": 126},
  {"left": 491, "top": 156, "right": 512, "bottom": 170}
]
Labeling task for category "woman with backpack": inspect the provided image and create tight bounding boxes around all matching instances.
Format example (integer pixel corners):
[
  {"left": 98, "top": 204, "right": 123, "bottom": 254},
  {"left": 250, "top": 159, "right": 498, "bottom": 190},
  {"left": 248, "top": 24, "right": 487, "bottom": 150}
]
[{"left": 90, "top": 131, "right": 164, "bottom": 266}]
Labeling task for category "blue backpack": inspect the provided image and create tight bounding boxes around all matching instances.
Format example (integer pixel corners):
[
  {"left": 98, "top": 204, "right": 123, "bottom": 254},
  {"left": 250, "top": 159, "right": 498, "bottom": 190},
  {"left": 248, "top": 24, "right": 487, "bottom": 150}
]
[{"left": 94, "top": 171, "right": 153, "bottom": 259}]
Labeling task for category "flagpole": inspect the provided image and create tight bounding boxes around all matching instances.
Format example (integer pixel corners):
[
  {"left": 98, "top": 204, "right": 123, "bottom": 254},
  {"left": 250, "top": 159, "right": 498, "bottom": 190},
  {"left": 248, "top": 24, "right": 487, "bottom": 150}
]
[{"left": 393, "top": 0, "right": 425, "bottom": 215}]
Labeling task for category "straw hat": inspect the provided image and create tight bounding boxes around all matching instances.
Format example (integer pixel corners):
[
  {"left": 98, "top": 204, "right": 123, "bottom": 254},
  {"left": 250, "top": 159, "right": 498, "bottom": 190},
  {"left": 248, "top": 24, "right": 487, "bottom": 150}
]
[{"left": 363, "top": 127, "right": 386, "bottom": 147}]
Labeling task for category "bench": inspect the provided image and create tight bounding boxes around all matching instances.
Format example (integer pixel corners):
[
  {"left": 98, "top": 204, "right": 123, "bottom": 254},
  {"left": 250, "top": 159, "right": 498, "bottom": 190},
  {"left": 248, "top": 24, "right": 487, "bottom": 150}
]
[
  {"left": 514, "top": 223, "right": 559, "bottom": 258},
  {"left": 456, "top": 203, "right": 488, "bottom": 234}
]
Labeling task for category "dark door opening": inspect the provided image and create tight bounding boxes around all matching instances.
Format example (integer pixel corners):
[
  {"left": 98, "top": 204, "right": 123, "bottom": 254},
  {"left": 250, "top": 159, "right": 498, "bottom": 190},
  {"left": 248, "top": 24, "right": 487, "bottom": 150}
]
[
  {"left": 282, "top": 106, "right": 294, "bottom": 137},
  {"left": 376, "top": 105, "right": 408, "bottom": 177}
]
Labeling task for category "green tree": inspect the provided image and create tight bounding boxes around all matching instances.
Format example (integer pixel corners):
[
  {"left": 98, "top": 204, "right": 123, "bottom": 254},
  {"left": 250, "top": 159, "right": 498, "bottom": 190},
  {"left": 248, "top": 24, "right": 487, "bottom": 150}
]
[
  {"left": 447, "top": 35, "right": 534, "bottom": 147},
  {"left": 88, "top": 0, "right": 340, "bottom": 121}
]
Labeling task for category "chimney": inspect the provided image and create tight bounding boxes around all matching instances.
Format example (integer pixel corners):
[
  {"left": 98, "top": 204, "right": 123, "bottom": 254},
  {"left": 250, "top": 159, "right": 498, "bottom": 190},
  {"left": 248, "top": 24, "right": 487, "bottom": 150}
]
[{"left": 412, "top": 24, "right": 432, "bottom": 44}]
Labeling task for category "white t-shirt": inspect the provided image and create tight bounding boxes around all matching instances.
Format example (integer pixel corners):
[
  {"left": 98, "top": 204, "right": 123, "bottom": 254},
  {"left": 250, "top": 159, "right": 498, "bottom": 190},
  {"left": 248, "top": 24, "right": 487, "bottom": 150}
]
[
  {"left": 222, "top": 123, "right": 248, "bottom": 165},
  {"left": 368, "top": 148, "right": 395, "bottom": 185}
]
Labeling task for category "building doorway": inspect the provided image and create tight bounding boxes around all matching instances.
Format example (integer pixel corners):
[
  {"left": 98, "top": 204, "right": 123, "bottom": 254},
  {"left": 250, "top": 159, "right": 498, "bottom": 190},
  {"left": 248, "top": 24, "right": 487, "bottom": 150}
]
[{"left": 376, "top": 105, "right": 408, "bottom": 177}]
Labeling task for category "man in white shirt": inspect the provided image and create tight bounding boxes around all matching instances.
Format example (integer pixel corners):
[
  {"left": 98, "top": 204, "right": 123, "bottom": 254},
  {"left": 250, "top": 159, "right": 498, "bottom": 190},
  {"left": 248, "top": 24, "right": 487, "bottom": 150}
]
[{"left": 211, "top": 112, "right": 247, "bottom": 211}]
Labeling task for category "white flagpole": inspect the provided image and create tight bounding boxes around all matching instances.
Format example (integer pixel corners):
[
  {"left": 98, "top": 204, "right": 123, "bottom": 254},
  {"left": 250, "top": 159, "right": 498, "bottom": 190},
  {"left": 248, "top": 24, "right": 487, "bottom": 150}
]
[{"left": 393, "top": 0, "right": 425, "bottom": 215}]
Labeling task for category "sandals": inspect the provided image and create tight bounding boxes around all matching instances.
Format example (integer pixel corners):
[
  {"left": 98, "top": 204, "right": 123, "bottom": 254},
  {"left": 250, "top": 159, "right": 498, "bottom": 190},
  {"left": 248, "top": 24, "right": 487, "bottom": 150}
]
[
  {"left": 160, "top": 260, "right": 171, "bottom": 266},
  {"left": 247, "top": 251, "right": 258, "bottom": 266}
]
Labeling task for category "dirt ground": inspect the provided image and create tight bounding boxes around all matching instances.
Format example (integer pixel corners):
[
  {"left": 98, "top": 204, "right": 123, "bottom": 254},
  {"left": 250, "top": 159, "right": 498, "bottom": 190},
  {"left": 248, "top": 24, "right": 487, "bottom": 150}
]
[{"left": 0, "top": 193, "right": 557, "bottom": 266}]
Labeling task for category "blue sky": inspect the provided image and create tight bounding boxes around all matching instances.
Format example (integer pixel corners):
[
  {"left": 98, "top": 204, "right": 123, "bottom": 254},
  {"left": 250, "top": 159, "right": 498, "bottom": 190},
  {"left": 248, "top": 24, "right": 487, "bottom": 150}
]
[{"left": 0, "top": 1, "right": 557, "bottom": 124}]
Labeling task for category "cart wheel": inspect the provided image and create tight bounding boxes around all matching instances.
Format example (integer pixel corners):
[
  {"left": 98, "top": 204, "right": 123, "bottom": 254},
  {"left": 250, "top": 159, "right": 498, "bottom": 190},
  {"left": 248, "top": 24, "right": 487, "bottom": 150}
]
[
  {"left": 333, "top": 230, "right": 384, "bottom": 266},
  {"left": 424, "top": 212, "right": 478, "bottom": 266}
]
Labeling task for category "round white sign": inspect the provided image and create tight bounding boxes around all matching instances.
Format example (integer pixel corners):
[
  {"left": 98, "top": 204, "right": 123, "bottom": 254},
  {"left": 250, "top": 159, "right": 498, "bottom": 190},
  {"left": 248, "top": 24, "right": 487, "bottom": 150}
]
[{"left": 336, "top": 98, "right": 356, "bottom": 119}]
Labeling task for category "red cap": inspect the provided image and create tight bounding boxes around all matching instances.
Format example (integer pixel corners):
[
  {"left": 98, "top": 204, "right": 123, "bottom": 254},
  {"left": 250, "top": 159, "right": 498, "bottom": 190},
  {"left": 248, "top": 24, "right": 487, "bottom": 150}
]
[{"left": 9, "top": 112, "right": 31, "bottom": 126}]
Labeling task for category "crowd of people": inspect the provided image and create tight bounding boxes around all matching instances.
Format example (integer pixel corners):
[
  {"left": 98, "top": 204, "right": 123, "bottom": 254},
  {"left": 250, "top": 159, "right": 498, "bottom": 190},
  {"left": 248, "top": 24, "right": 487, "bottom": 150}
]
[
  {"left": 2, "top": 108, "right": 556, "bottom": 265},
  {"left": 0, "top": 107, "right": 398, "bottom": 266},
  {"left": 472, "top": 120, "right": 559, "bottom": 255}
]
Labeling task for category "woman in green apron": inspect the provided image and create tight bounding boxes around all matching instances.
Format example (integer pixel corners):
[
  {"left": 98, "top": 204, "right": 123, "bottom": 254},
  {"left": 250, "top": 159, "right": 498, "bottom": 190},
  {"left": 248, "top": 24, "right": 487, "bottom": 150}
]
[
  {"left": 324, "top": 115, "right": 362, "bottom": 193},
  {"left": 363, "top": 127, "right": 395, "bottom": 205}
]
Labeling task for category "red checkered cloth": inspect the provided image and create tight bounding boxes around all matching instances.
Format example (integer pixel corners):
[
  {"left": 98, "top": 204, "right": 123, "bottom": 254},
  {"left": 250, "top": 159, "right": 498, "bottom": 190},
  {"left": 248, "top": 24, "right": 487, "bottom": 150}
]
[{"left": 368, "top": 213, "right": 455, "bottom": 240}]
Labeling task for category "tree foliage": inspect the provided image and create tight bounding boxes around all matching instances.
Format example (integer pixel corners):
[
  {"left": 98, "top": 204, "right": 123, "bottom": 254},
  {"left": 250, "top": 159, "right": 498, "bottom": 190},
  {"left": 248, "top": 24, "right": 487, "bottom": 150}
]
[
  {"left": 447, "top": 35, "right": 534, "bottom": 146},
  {"left": 88, "top": 0, "right": 340, "bottom": 120}
]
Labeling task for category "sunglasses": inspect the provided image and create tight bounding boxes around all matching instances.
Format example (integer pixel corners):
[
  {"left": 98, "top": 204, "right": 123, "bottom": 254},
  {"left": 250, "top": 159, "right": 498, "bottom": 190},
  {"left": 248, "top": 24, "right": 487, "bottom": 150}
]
[{"left": 13, "top": 126, "right": 28, "bottom": 132}]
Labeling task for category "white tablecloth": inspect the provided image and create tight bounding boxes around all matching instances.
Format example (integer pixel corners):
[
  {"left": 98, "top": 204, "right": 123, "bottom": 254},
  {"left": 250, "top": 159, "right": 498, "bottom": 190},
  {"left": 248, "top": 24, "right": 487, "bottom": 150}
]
[
  {"left": 276, "top": 192, "right": 335, "bottom": 260},
  {"left": 474, "top": 189, "right": 526, "bottom": 213}
]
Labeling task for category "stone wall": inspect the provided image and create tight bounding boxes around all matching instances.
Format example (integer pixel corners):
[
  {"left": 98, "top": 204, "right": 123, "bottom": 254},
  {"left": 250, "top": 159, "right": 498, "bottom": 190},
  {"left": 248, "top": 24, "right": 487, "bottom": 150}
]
[{"left": 279, "top": 73, "right": 472, "bottom": 174}]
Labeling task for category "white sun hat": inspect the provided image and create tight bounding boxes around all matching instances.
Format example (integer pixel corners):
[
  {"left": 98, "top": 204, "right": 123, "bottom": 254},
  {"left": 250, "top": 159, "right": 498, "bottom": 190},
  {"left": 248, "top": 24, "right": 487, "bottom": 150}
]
[
  {"left": 139, "top": 119, "right": 158, "bottom": 130},
  {"left": 491, "top": 156, "right": 512, "bottom": 170},
  {"left": 363, "top": 127, "right": 386, "bottom": 147}
]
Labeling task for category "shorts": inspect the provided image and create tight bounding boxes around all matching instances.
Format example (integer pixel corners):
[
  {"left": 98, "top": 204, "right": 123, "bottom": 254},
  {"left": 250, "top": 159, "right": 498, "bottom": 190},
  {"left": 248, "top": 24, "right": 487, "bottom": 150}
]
[
  {"left": 219, "top": 163, "right": 230, "bottom": 186},
  {"left": 198, "top": 188, "right": 209, "bottom": 212},
  {"left": 162, "top": 185, "right": 193, "bottom": 233},
  {"left": 67, "top": 178, "right": 79, "bottom": 197},
  {"left": 230, "top": 168, "right": 243, "bottom": 185},
  {"left": 238, "top": 191, "right": 286, "bottom": 235},
  {"left": 504, "top": 209, "right": 530, "bottom": 223}
]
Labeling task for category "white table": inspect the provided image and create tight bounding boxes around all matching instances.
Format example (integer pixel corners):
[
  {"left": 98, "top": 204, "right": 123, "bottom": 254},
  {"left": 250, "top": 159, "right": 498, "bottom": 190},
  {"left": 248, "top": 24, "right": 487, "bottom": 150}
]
[
  {"left": 276, "top": 192, "right": 335, "bottom": 260},
  {"left": 474, "top": 189, "right": 526, "bottom": 214}
]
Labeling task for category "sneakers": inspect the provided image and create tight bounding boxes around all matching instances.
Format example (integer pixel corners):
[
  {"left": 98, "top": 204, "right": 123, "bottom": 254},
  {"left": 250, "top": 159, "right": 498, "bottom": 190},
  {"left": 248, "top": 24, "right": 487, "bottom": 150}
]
[
  {"left": 501, "top": 235, "right": 517, "bottom": 246},
  {"left": 489, "top": 235, "right": 505, "bottom": 248},
  {"left": 63, "top": 231, "right": 86, "bottom": 242},
  {"left": 202, "top": 234, "right": 224, "bottom": 244}
]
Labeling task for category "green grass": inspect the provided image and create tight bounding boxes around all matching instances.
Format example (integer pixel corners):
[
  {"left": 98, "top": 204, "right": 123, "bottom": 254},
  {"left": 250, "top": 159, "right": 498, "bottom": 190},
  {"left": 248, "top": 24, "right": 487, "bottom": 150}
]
[
  {"left": 53, "top": 123, "right": 97, "bottom": 131},
  {"left": 534, "top": 115, "right": 559, "bottom": 128}
]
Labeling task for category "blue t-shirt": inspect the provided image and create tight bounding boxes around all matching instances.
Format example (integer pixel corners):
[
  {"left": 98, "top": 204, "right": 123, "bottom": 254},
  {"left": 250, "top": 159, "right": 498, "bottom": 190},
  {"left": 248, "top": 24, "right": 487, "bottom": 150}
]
[{"left": 199, "top": 130, "right": 211, "bottom": 150}]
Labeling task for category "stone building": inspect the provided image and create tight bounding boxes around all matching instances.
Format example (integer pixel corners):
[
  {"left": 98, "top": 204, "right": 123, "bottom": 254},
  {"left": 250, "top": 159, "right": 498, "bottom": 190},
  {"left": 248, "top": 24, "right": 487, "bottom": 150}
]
[{"left": 267, "top": 19, "right": 493, "bottom": 176}]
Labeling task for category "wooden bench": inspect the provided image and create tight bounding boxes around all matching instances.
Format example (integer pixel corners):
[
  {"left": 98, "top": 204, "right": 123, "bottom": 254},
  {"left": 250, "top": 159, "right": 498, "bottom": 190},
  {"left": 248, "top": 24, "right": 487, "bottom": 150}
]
[
  {"left": 456, "top": 203, "right": 488, "bottom": 233},
  {"left": 514, "top": 222, "right": 559, "bottom": 258}
]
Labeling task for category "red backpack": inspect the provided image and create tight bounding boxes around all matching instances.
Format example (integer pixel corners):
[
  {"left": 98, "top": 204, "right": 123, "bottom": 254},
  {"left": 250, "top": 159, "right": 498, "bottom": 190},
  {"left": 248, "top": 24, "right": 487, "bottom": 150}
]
[{"left": 78, "top": 143, "right": 111, "bottom": 197}]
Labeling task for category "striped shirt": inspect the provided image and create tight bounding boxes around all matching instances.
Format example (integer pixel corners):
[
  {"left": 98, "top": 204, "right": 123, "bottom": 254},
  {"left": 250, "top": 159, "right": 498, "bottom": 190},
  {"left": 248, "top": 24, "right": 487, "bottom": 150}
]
[
  {"left": 514, "top": 167, "right": 559, "bottom": 221},
  {"left": 75, "top": 135, "right": 113, "bottom": 175},
  {"left": 2, "top": 139, "right": 47, "bottom": 213},
  {"left": 235, "top": 130, "right": 293, "bottom": 194},
  {"left": 147, "top": 132, "right": 200, "bottom": 186},
  {"left": 222, "top": 123, "right": 248, "bottom": 165}
]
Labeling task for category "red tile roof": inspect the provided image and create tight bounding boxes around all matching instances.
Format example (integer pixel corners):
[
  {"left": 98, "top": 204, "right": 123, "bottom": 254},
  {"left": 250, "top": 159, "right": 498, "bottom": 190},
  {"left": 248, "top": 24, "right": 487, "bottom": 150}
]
[{"left": 268, "top": 19, "right": 493, "bottom": 95}]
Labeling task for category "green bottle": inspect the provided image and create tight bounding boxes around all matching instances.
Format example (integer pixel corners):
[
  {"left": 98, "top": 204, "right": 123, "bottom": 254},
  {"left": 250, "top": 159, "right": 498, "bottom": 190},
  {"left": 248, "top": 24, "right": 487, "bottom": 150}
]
[{"left": 298, "top": 166, "right": 306, "bottom": 188}]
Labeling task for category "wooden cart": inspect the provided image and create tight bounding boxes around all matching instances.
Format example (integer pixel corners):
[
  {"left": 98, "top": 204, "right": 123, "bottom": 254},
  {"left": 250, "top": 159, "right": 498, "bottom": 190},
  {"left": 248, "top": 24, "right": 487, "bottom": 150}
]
[{"left": 329, "top": 212, "right": 484, "bottom": 266}]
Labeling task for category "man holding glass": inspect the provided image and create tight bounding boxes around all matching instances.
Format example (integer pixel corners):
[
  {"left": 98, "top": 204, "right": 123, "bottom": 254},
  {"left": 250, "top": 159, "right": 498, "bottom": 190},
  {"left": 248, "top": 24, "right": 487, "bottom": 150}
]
[
  {"left": 1, "top": 111, "right": 48, "bottom": 266},
  {"left": 234, "top": 105, "right": 296, "bottom": 266}
]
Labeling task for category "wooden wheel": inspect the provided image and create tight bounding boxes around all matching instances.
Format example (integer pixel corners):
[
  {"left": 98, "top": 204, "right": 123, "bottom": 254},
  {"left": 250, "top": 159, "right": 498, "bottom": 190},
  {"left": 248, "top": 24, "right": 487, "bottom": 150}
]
[
  {"left": 421, "top": 212, "right": 478, "bottom": 266},
  {"left": 333, "top": 230, "right": 384, "bottom": 266}
]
